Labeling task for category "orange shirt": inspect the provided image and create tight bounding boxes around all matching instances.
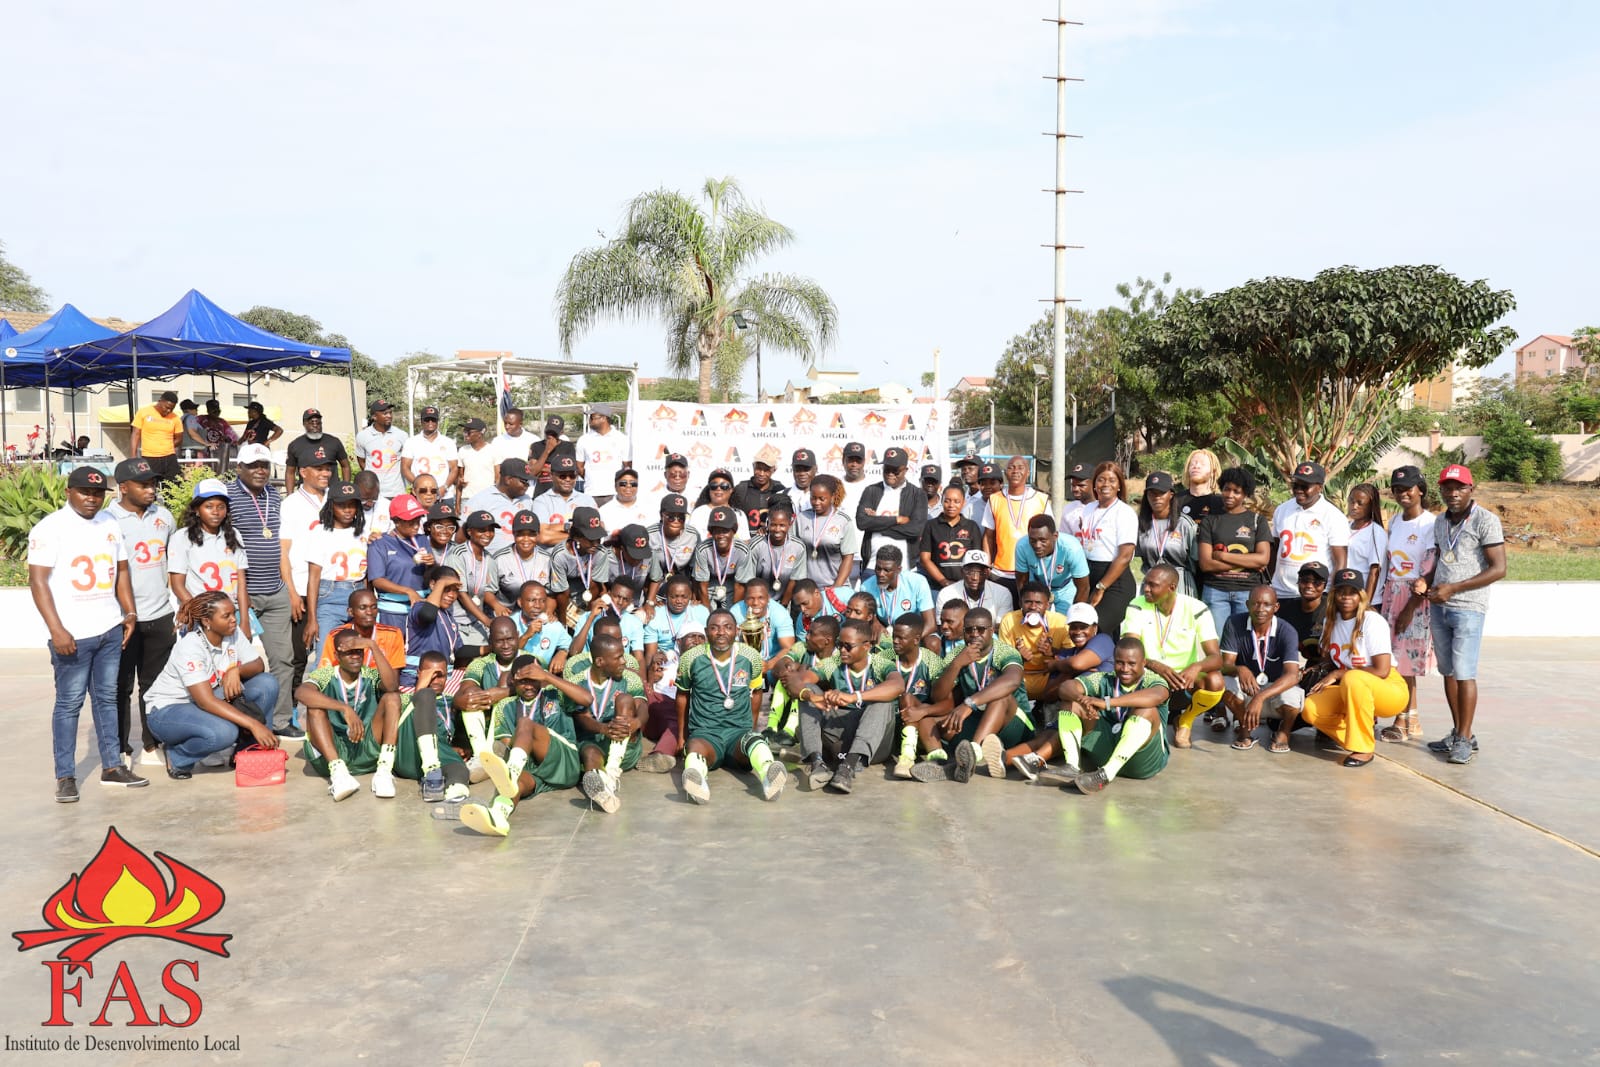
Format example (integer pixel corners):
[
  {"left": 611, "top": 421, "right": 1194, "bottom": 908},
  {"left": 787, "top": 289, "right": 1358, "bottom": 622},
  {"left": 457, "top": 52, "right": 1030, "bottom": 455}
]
[
  {"left": 987, "top": 489, "right": 1050, "bottom": 575},
  {"left": 317, "top": 623, "right": 407, "bottom": 671},
  {"left": 132, "top": 405, "right": 183, "bottom": 458}
]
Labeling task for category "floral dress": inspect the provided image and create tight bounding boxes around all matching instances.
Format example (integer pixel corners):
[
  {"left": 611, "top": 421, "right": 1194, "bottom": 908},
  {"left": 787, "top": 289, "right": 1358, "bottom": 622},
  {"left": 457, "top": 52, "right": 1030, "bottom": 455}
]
[{"left": 1379, "top": 512, "right": 1436, "bottom": 677}]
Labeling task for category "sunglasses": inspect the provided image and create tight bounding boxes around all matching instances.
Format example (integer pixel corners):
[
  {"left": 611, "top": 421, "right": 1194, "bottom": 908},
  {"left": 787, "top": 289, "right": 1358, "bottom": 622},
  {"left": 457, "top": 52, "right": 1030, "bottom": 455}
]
[
  {"left": 709, "top": 482, "right": 732, "bottom": 490},
  {"left": 616, "top": 480, "right": 638, "bottom": 487},
  {"left": 555, "top": 471, "right": 577, "bottom": 478},
  {"left": 837, "top": 640, "right": 865, "bottom": 650}
]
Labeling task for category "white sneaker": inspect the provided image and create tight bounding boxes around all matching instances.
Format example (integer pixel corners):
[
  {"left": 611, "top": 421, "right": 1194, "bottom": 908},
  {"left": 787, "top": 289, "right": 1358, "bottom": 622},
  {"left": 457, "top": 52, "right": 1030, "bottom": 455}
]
[
  {"left": 981, "top": 735, "right": 1006, "bottom": 779},
  {"left": 682, "top": 764, "right": 711, "bottom": 804},
  {"left": 892, "top": 757, "right": 915, "bottom": 780},
  {"left": 760, "top": 761, "right": 787, "bottom": 802},
  {"left": 140, "top": 747, "right": 165, "bottom": 767},
  {"left": 465, "top": 754, "right": 488, "bottom": 784},
  {"left": 444, "top": 782, "right": 471, "bottom": 802},
  {"left": 581, "top": 769, "right": 620, "bottom": 814},
  {"left": 329, "top": 768, "right": 360, "bottom": 802},
  {"left": 371, "top": 768, "right": 396, "bottom": 799}
]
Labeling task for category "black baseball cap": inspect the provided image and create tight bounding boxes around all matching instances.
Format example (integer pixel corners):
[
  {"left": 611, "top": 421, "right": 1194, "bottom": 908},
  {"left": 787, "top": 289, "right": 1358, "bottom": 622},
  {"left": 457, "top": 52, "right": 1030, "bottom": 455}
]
[
  {"left": 114, "top": 458, "right": 158, "bottom": 483},
  {"left": 464, "top": 417, "right": 487, "bottom": 432},
  {"left": 792, "top": 448, "right": 817, "bottom": 470},
  {"left": 572, "top": 507, "right": 606, "bottom": 540},
  {"left": 419, "top": 405, "right": 441, "bottom": 421},
  {"left": 511, "top": 511, "right": 540, "bottom": 533},
  {"left": 463, "top": 509, "right": 498, "bottom": 530},
  {"left": 1330, "top": 567, "right": 1364, "bottom": 590},
  {"left": 327, "top": 481, "right": 359, "bottom": 504},
  {"left": 1291, "top": 460, "right": 1326, "bottom": 485},
  {"left": 882, "top": 447, "right": 909, "bottom": 469},
  {"left": 1298, "top": 561, "right": 1330, "bottom": 584},
  {"left": 550, "top": 454, "right": 578, "bottom": 475},
  {"left": 1144, "top": 471, "right": 1175, "bottom": 493},
  {"left": 544, "top": 415, "right": 565, "bottom": 436},
  {"left": 426, "top": 502, "right": 458, "bottom": 524},
  {"left": 369, "top": 399, "right": 394, "bottom": 413},
  {"left": 956, "top": 454, "right": 980, "bottom": 468},
  {"left": 664, "top": 452, "right": 689, "bottom": 469},
  {"left": 843, "top": 442, "right": 866, "bottom": 461},
  {"left": 977, "top": 462, "right": 1001, "bottom": 481},
  {"left": 302, "top": 407, "right": 323, "bottom": 422},
  {"left": 1389, "top": 465, "right": 1425, "bottom": 489},
  {"left": 921, "top": 464, "right": 942, "bottom": 483},
  {"left": 619, "top": 524, "right": 652, "bottom": 562},
  {"left": 707, "top": 506, "right": 738, "bottom": 530},
  {"left": 660, "top": 492, "right": 689, "bottom": 515},
  {"left": 500, "top": 458, "right": 529, "bottom": 480},
  {"left": 66, "top": 466, "right": 109, "bottom": 490},
  {"left": 1069, "top": 462, "right": 1092, "bottom": 480},
  {"left": 180, "top": 399, "right": 198, "bottom": 411}
]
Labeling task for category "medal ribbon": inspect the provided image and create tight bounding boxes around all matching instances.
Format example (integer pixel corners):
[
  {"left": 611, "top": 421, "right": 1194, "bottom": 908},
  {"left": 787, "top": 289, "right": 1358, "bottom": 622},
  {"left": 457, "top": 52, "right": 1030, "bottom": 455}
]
[
  {"left": 709, "top": 650, "right": 737, "bottom": 704},
  {"left": 586, "top": 674, "right": 615, "bottom": 722},
  {"left": 1442, "top": 503, "right": 1475, "bottom": 558},
  {"left": 1253, "top": 618, "right": 1274, "bottom": 677}
]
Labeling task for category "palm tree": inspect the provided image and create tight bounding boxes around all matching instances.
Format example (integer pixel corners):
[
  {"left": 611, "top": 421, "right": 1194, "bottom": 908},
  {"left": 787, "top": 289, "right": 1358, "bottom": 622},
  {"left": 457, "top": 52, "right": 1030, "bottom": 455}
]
[{"left": 556, "top": 177, "right": 838, "bottom": 402}]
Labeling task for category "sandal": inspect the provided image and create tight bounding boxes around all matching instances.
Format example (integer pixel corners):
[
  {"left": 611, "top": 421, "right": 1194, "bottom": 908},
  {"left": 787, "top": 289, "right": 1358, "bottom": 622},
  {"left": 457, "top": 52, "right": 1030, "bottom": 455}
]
[
  {"left": 1209, "top": 713, "right": 1231, "bottom": 734},
  {"left": 1404, "top": 713, "right": 1425, "bottom": 741},
  {"left": 1230, "top": 734, "right": 1258, "bottom": 751},
  {"left": 1379, "top": 722, "right": 1405, "bottom": 743},
  {"left": 1268, "top": 737, "right": 1290, "bottom": 754}
]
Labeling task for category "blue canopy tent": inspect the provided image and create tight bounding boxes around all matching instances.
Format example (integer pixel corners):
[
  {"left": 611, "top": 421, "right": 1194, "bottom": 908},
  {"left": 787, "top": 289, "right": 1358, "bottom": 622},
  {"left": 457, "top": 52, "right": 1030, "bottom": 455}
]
[
  {"left": 0, "top": 305, "right": 122, "bottom": 456},
  {"left": 44, "top": 288, "right": 357, "bottom": 447},
  {"left": 0, "top": 319, "right": 13, "bottom": 453}
]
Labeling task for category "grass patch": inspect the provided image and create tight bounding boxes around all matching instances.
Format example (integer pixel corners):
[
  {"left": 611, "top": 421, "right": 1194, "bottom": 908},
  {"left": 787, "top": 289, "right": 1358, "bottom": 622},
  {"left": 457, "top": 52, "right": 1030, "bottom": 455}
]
[
  {"left": 1505, "top": 549, "right": 1600, "bottom": 582},
  {"left": 0, "top": 557, "right": 24, "bottom": 588}
]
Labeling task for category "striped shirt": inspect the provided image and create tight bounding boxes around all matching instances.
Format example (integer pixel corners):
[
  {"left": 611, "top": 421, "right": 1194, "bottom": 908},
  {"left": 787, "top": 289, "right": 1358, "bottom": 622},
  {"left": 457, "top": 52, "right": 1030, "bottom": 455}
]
[{"left": 227, "top": 480, "right": 284, "bottom": 597}]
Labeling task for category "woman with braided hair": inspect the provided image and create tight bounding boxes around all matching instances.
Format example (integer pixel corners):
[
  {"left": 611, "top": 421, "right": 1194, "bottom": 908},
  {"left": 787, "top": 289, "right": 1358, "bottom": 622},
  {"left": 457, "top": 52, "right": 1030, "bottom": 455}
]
[
  {"left": 1277, "top": 568, "right": 1408, "bottom": 767},
  {"left": 143, "top": 591, "right": 280, "bottom": 779}
]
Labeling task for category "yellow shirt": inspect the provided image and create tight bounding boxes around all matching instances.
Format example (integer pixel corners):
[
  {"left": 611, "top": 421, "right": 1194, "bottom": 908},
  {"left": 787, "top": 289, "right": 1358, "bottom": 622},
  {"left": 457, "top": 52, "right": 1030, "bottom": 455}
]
[
  {"left": 987, "top": 489, "right": 1050, "bottom": 576},
  {"left": 998, "top": 609, "right": 1071, "bottom": 699},
  {"left": 132, "top": 405, "right": 182, "bottom": 458}
]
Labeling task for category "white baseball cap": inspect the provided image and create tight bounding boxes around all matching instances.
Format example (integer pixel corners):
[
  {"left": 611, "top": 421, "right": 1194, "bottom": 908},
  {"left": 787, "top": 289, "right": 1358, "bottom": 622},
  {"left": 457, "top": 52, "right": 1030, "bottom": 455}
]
[
  {"left": 235, "top": 443, "right": 273, "bottom": 466},
  {"left": 1066, "top": 603, "right": 1098, "bottom": 626},
  {"left": 961, "top": 549, "right": 990, "bottom": 568}
]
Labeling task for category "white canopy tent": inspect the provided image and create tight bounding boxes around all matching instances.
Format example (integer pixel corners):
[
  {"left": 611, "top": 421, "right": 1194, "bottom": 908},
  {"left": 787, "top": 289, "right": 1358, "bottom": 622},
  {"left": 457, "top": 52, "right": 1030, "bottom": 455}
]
[{"left": 404, "top": 356, "right": 639, "bottom": 437}]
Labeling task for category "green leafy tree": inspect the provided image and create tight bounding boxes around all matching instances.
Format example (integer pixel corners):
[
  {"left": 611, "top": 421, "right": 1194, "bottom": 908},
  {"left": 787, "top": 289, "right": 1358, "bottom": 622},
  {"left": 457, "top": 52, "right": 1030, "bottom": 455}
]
[
  {"left": 235, "top": 306, "right": 406, "bottom": 407},
  {"left": 0, "top": 239, "right": 50, "bottom": 314},
  {"left": 1482, "top": 416, "right": 1563, "bottom": 483},
  {"left": 1129, "top": 265, "right": 1516, "bottom": 480},
  {"left": 640, "top": 378, "right": 701, "bottom": 403},
  {"left": 556, "top": 177, "right": 838, "bottom": 403},
  {"left": 583, "top": 372, "right": 631, "bottom": 406},
  {"left": 1574, "top": 326, "right": 1598, "bottom": 377}
]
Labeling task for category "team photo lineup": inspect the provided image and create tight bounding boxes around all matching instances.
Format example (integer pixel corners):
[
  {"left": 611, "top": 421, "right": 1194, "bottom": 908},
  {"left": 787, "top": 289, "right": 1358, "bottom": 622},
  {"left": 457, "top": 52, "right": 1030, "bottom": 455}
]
[{"left": 30, "top": 395, "right": 1505, "bottom": 836}]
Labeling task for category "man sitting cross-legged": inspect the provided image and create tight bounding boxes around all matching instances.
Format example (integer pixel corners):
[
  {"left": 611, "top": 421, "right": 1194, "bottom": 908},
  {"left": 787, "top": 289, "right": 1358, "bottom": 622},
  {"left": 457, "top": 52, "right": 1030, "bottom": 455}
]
[
  {"left": 915, "top": 607, "right": 1032, "bottom": 783},
  {"left": 458, "top": 655, "right": 586, "bottom": 837},
  {"left": 296, "top": 628, "right": 403, "bottom": 802},
  {"left": 883, "top": 612, "right": 950, "bottom": 780},
  {"left": 1037, "top": 636, "right": 1172, "bottom": 795},
  {"left": 788, "top": 619, "right": 905, "bottom": 794},
  {"left": 567, "top": 634, "right": 646, "bottom": 814},
  {"left": 676, "top": 610, "right": 787, "bottom": 804}
]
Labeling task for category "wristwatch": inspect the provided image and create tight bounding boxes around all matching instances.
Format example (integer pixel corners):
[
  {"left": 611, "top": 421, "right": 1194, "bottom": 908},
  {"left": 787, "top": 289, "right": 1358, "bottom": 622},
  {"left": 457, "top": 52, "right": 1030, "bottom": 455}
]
[{"left": 1094, "top": 582, "right": 1106, "bottom": 592}]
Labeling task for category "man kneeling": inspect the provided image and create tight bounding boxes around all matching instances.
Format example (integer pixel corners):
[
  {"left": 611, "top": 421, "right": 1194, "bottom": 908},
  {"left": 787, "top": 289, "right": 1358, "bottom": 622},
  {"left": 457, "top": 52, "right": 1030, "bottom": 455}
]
[
  {"left": 1038, "top": 636, "right": 1171, "bottom": 795},
  {"left": 296, "top": 629, "right": 403, "bottom": 802}
]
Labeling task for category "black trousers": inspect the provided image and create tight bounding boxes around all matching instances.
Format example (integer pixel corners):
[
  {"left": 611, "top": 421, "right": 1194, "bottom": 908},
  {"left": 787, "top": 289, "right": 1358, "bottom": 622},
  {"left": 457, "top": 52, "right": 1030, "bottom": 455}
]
[{"left": 116, "top": 613, "right": 176, "bottom": 754}]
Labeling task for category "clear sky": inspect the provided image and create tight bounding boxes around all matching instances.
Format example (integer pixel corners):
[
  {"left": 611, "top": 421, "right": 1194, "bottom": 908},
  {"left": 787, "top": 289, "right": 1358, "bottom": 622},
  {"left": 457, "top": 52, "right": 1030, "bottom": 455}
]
[{"left": 4, "top": 1, "right": 1595, "bottom": 391}]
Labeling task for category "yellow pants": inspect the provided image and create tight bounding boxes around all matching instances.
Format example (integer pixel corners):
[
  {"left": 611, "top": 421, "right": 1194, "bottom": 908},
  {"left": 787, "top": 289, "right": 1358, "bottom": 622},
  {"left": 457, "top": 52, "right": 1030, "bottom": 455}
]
[{"left": 1301, "top": 668, "right": 1408, "bottom": 754}]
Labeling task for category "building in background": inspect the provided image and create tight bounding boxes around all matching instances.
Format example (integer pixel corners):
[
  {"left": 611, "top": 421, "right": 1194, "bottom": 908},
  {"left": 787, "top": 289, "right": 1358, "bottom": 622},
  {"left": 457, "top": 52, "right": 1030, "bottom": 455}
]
[
  {"left": 1401, "top": 360, "right": 1480, "bottom": 412},
  {"left": 1515, "top": 334, "right": 1583, "bottom": 381}
]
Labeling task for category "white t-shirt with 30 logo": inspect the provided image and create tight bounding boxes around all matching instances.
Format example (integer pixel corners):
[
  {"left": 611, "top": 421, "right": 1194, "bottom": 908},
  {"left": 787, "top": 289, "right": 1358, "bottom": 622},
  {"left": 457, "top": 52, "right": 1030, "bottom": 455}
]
[{"left": 27, "top": 507, "right": 127, "bottom": 639}]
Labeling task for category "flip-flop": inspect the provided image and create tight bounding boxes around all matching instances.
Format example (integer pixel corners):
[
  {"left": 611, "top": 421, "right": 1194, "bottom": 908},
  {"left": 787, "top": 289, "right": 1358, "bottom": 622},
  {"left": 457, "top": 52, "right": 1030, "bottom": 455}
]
[
  {"left": 1268, "top": 739, "right": 1290, "bottom": 754},
  {"left": 1230, "top": 735, "right": 1258, "bottom": 751}
]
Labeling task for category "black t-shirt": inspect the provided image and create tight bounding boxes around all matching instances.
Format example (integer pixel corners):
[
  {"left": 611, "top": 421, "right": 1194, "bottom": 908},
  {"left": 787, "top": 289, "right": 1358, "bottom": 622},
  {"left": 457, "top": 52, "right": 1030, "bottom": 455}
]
[
  {"left": 1197, "top": 509, "right": 1273, "bottom": 592},
  {"left": 285, "top": 434, "right": 348, "bottom": 472},
  {"left": 1276, "top": 597, "right": 1327, "bottom": 662},
  {"left": 1174, "top": 490, "right": 1225, "bottom": 523},
  {"left": 918, "top": 515, "right": 982, "bottom": 583},
  {"left": 240, "top": 416, "right": 280, "bottom": 445},
  {"left": 1221, "top": 614, "right": 1301, "bottom": 683},
  {"left": 730, "top": 479, "right": 788, "bottom": 535}
]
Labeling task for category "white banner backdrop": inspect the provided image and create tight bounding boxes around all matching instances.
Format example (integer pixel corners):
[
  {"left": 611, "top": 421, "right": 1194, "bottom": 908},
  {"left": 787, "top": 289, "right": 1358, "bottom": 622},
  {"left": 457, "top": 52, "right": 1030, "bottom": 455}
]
[{"left": 633, "top": 400, "right": 951, "bottom": 491}]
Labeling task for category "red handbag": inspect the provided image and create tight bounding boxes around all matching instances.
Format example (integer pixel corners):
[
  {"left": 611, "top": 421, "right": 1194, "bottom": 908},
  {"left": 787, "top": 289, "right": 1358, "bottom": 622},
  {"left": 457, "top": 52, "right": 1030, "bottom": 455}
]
[{"left": 234, "top": 745, "right": 289, "bottom": 788}]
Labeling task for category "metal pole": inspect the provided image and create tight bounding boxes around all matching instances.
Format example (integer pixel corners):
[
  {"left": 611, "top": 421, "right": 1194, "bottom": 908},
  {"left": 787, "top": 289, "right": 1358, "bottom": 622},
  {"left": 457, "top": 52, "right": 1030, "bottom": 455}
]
[
  {"left": 754, "top": 327, "right": 762, "bottom": 403},
  {"left": 988, "top": 399, "right": 995, "bottom": 459},
  {"left": 44, "top": 365, "right": 52, "bottom": 461},
  {"left": 1032, "top": 378, "right": 1040, "bottom": 458},
  {"left": 346, "top": 359, "right": 359, "bottom": 445},
  {"left": 1048, "top": 0, "right": 1078, "bottom": 513}
]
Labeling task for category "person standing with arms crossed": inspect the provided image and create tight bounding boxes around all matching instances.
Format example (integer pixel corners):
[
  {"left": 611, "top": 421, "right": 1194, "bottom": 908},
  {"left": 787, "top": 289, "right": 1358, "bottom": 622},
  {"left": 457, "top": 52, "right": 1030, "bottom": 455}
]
[
  {"left": 29, "top": 467, "right": 147, "bottom": 800},
  {"left": 128, "top": 390, "right": 184, "bottom": 485}
]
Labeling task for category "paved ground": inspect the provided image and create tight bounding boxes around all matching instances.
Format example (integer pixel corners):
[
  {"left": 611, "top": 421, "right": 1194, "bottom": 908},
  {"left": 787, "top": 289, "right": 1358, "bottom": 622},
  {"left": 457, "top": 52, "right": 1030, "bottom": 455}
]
[{"left": 0, "top": 639, "right": 1594, "bottom": 1066}]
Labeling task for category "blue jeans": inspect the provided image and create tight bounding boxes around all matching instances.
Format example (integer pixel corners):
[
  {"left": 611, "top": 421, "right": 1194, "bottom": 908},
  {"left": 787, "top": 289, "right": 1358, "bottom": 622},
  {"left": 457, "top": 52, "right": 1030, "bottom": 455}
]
[
  {"left": 1430, "top": 604, "right": 1486, "bottom": 680},
  {"left": 315, "top": 580, "right": 362, "bottom": 658},
  {"left": 149, "top": 672, "right": 279, "bottom": 771},
  {"left": 1201, "top": 585, "right": 1253, "bottom": 635},
  {"left": 49, "top": 624, "right": 124, "bottom": 780}
]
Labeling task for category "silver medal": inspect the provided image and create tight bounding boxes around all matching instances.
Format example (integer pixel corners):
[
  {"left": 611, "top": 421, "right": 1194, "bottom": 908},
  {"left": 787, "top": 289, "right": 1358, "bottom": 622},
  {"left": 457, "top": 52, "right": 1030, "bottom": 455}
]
[
  {"left": 1256, "top": 671, "right": 1269, "bottom": 686},
  {"left": 723, "top": 697, "right": 734, "bottom": 710},
  {"left": 580, "top": 591, "right": 591, "bottom": 605}
]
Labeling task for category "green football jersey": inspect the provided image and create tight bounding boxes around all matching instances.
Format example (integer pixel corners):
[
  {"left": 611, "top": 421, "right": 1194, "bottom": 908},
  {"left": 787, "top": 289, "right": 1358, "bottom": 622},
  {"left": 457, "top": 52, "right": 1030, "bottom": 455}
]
[
  {"left": 490, "top": 692, "right": 578, "bottom": 746},
  {"left": 676, "top": 643, "right": 764, "bottom": 732},
  {"left": 1077, "top": 668, "right": 1171, "bottom": 723},
  {"left": 305, "top": 665, "right": 381, "bottom": 735}
]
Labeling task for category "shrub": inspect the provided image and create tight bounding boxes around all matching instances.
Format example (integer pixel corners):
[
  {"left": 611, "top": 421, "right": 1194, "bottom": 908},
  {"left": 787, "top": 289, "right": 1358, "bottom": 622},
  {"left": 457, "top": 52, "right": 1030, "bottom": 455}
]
[
  {"left": 1482, "top": 418, "right": 1563, "bottom": 484},
  {"left": 160, "top": 464, "right": 233, "bottom": 524},
  {"left": 0, "top": 463, "right": 67, "bottom": 559}
]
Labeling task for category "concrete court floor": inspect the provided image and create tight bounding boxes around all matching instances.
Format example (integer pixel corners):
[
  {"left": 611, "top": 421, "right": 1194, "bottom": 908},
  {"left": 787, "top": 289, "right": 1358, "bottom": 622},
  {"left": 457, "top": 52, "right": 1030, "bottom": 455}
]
[{"left": 0, "top": 639, "right": 1594, "bottom": 1067}]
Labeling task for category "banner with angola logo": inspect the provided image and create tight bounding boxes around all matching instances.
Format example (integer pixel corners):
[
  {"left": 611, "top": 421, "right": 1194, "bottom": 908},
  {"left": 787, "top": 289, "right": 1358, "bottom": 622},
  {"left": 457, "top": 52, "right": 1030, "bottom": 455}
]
[{"left": 635, "top": 401, "right": 951, "bottom": 491}]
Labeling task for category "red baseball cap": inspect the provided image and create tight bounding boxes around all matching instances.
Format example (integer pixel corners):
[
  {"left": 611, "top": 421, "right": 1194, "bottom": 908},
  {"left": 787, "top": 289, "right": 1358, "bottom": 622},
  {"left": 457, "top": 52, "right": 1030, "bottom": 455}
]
[
  {"left": 388, "top": 494, "right": 427, "bottom": 521},
  {"left": 1438, "top": 464, "right": 1474, "bottom": 486}
]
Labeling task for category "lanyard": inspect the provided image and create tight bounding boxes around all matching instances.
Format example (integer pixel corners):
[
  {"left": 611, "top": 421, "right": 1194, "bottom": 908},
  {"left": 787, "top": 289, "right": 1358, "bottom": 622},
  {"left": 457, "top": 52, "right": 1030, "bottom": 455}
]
[
  {"left": 877, "top": 581, "right": 897, "bottom": 621},
  {"left": 337, "top": 673, "right": 364, "bottom": 710},
  {"left": 1004, "top": 491, "right": 1028, "bottom": 533},
  {"left": 517, "top": 697, "right": 539, "bottom": 721},
  {"left": 585, "top": 673, "right": 616, "bottom": 721},
  {"left": 1041, "top": 542, "right": 1066, "bottom": 588},
  {"left": 711, "top": 544, "right": 733, "bottom": 586},
  {"left": 843, "top": 664, "right": 869, "bottom": 700},
  {"left": 807, "top": 510, "right": 830, "bottom": 556},
  {"left": 241, "top": 486, "right": 274, "bottom": 536},
  {"left": 1253, "top": 618, "right": 1275, "bottom": 672},
  {"left": 963, "top": 651, "right": 993, "bottom": 694},
  {"left": 766, "top": 538, "right": 785, "bottom": 578},
  {"left": 897, "top": 654, "right": 923, "bottom": 690},
  {"left": 460, "top": 546, "right": 488, "bottom": 593},
  {"left": 1108, "top": 679, "right": 1128, "bottom": 724},
  {"left": 709, "top": 651, "right": 737, "bottom": 703},
  {"left": 1442, "top": 504, "right": 1474, "bottom": 557},
  {"left": 1152, "top": 603, "right": 1178, "bottom": 656},
  {"left": 576, "top": 550, "right": 594, "bottom": 591}
]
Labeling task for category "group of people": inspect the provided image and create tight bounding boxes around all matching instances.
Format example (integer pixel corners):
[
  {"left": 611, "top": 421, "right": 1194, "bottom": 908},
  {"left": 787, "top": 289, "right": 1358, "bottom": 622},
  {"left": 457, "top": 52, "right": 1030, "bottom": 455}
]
[{"left": 29, "top": 406, "right": 1505, "bottom": 833}]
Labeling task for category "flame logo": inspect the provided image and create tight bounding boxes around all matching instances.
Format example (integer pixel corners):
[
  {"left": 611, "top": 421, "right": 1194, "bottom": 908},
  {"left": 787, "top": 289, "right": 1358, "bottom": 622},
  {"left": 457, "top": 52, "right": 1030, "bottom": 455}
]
[{"left": 13, "top": 827, "right": 230, "bottom": 963}]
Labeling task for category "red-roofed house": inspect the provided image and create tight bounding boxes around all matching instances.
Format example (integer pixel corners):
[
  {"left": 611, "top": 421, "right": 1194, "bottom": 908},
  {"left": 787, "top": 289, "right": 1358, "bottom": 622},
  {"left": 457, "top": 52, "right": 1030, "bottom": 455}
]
[{"left": 1515, "top": 335, "right": 1582, "bottom": 380}]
